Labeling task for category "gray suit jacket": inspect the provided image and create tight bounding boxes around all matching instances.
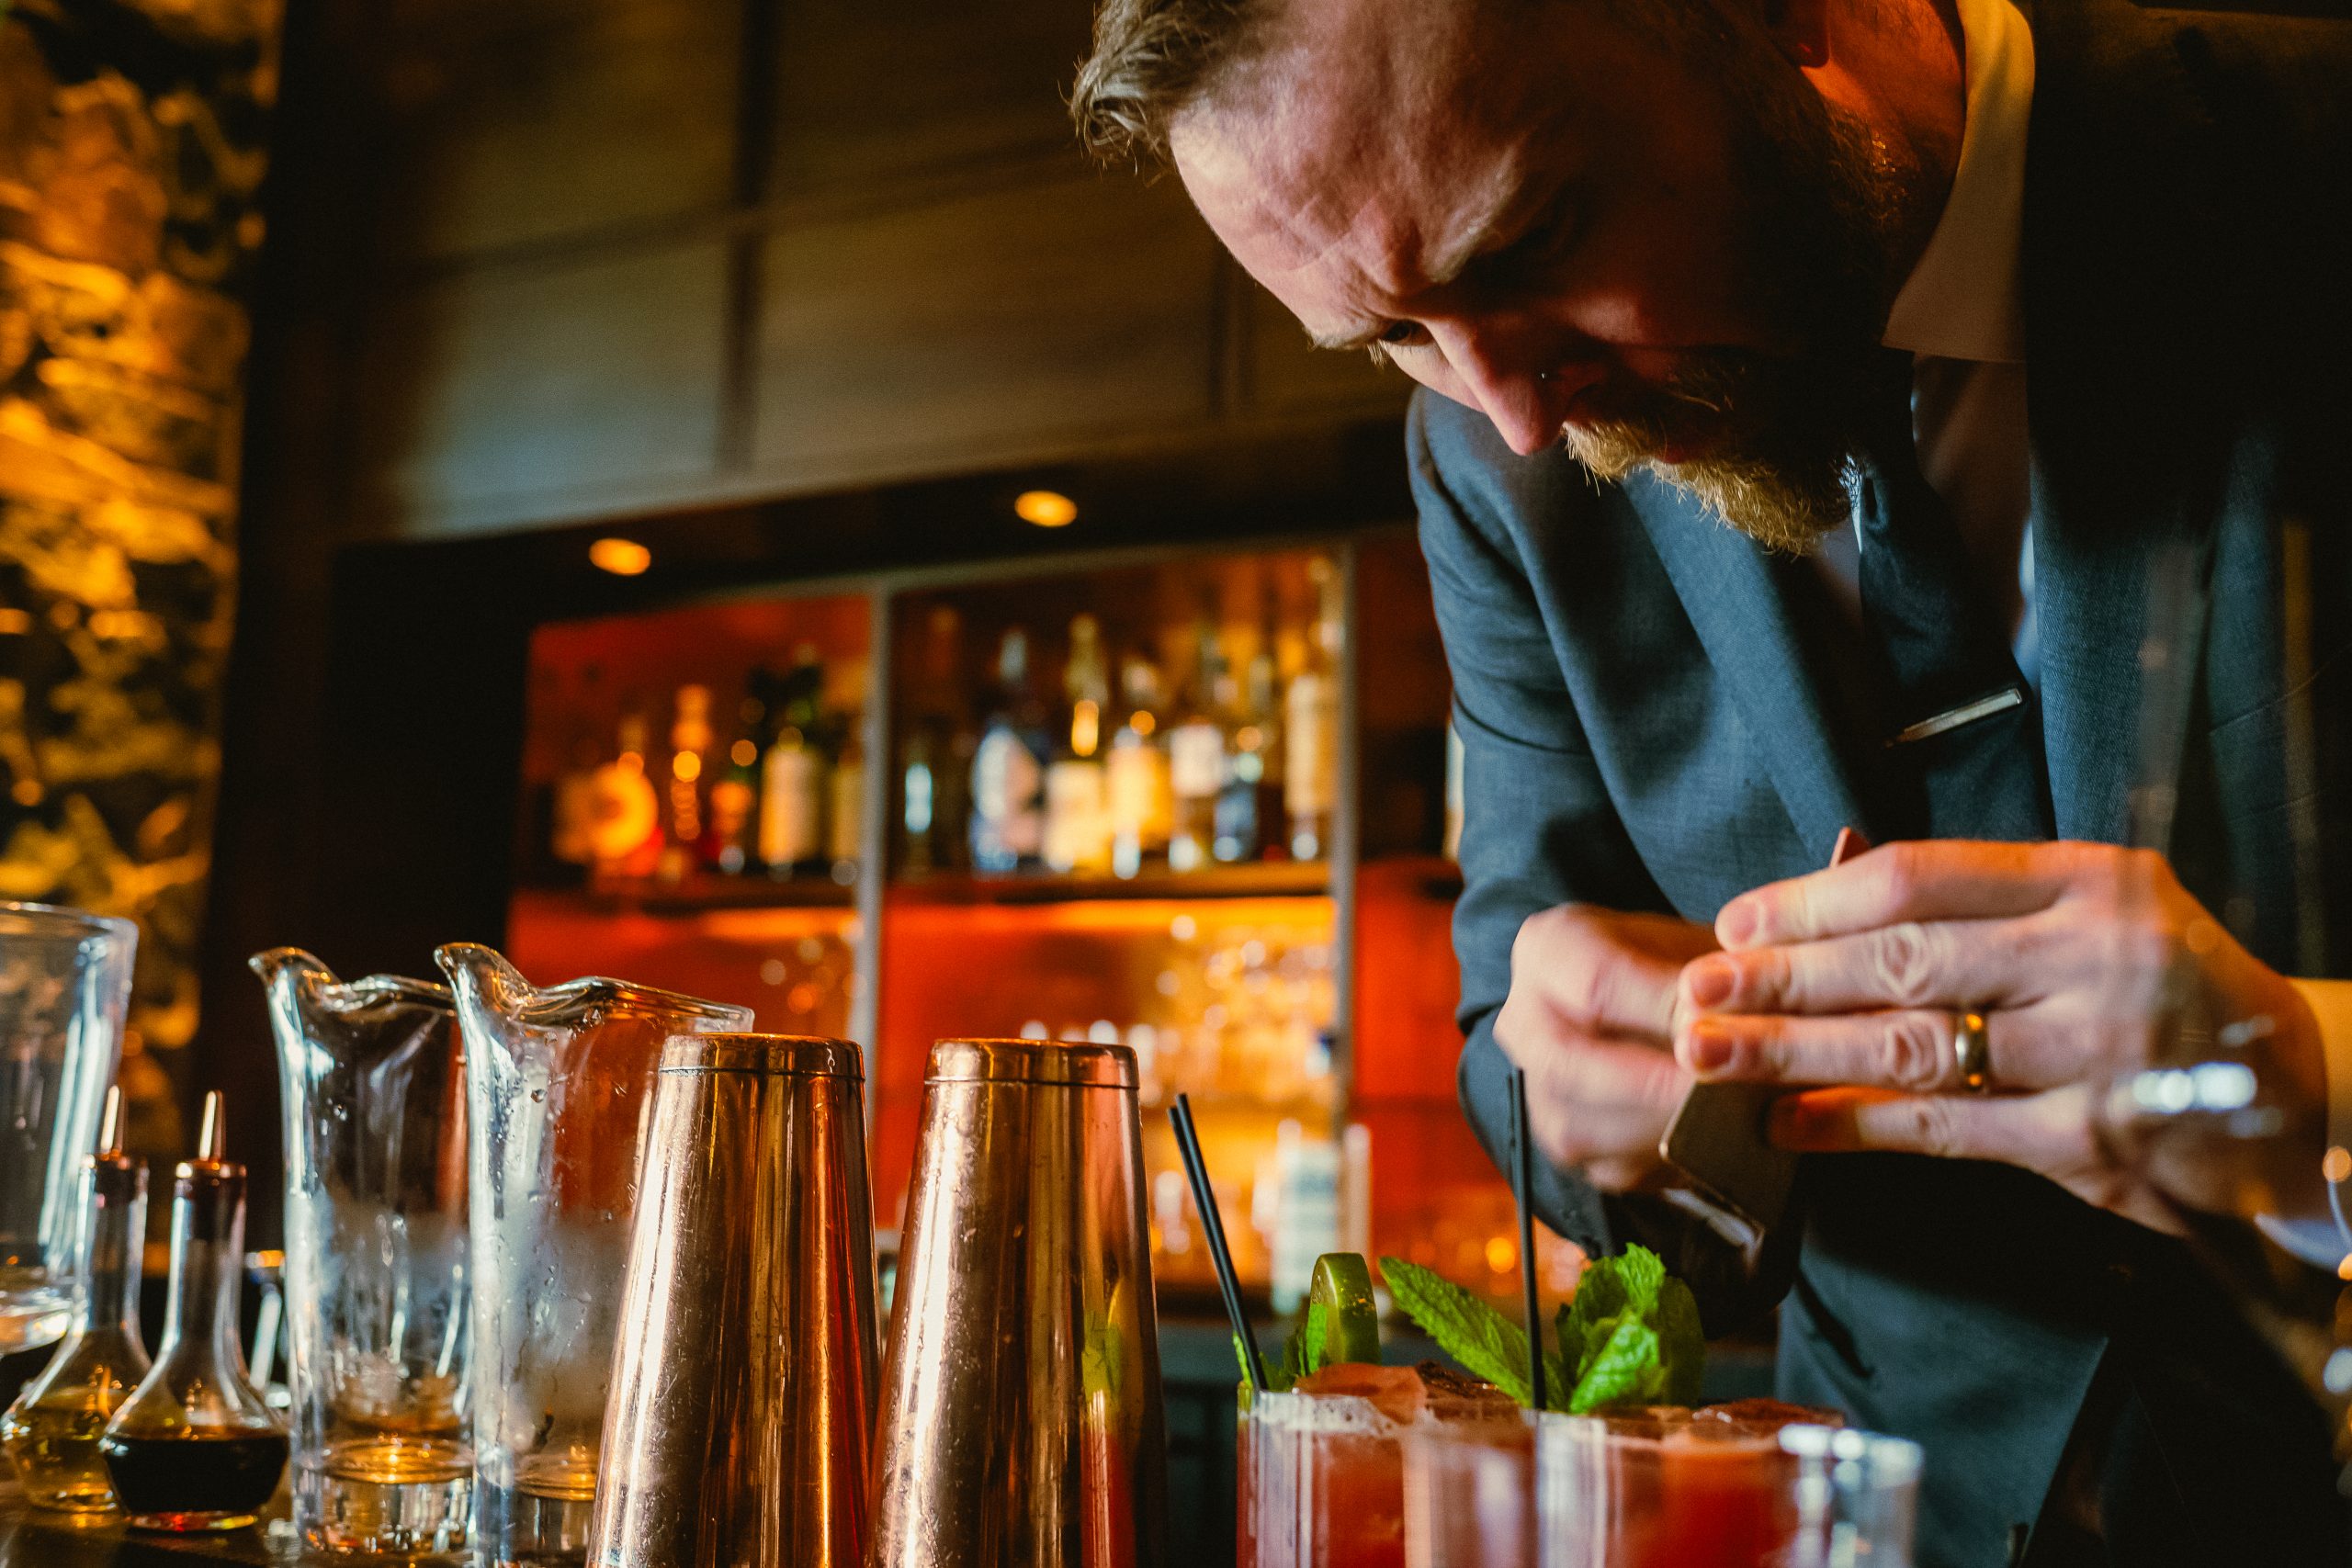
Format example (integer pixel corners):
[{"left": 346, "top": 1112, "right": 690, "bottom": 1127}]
[{"left": 1416, "top": 0, "right": 2352, "bottom": 1562}]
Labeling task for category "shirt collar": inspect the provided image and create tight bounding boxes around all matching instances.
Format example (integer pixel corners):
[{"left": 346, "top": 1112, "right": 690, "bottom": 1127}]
[{"left": 1880, "top": 0, "right": 2035, "bottom": 365}]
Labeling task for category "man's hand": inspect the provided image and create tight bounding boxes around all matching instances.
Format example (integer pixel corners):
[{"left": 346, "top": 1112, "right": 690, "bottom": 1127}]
[
  {"left": 1671, "top": 840, "right": 2326, "bottom": 1230},
  {"left": 1496, "top": 906, "right": 1721, "bottom": 1192}
]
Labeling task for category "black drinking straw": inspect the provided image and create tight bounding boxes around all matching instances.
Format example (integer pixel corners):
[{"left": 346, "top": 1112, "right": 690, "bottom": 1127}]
[
  {"left": 1509, "top": 1066, "right": 1548, "bottom": 1411},
  {"left": 1170, "top": 1092, "right": 1269, "bottom": 1394}
]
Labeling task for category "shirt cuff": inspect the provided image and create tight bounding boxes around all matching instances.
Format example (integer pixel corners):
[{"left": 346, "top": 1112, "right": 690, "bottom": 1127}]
[{"left": 2255, "top": 978, "right": 2352, "bottom": 1271}]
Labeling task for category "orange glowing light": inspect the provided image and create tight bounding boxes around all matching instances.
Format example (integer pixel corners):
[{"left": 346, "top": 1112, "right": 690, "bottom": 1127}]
[
  {"left": 2327, "top": 1146, "right": 2352, "bottom": 1185},
  {"left": 590, "top": 537, "right": 652, "bottom": 576},
  {"left": 1014, "top": 490, "right": 1078, "bottom": 527}
]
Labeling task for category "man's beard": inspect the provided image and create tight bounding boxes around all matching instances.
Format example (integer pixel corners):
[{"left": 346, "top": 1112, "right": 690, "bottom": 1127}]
[{"left": 1565, "top": 95, "right": 1921, "bottom": 554}]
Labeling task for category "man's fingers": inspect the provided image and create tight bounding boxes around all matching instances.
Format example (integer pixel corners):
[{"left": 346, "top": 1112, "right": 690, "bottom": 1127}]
[
  {"left": 1678, "top": 1005, "right": 2072, "bottom": 1092},
  {"left": 1714, "top": 840, "right": 2135, "bottom": 949},
  {"left": 1501, "top": 1032, "right": 1689, "bottom": 1178},
  {"left": 1683, "top": 914, "right": 2047, "bottom": 1017},
  {"left": 1511, "top": 906, "right": 1710, "bottom": 1043},
  {"left": 1767, "top": 1084, "right": 2093, "bottom": 1170}
]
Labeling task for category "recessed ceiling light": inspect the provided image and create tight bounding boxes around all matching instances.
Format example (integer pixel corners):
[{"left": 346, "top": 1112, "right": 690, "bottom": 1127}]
[
  {"left": 1013, "top": 490, "right": 1078, "bottom": 527},
  {"left": 589, "top": 537, "right": 652, "bottom": 576}
]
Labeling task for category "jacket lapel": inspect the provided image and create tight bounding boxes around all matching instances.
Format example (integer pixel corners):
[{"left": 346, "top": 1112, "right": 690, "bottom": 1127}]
[{"left": 1627, "top": 471, "right": 1873, "bottom": 862}]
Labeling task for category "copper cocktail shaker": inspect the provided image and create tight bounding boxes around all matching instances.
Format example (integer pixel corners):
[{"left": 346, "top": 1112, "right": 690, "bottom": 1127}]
[
  {"left": 588, "top": 1035, "right": 877, "bottom": 1568},
  {"left": 871, "top": 1040, "right": 1167, "bottom": 1568}
]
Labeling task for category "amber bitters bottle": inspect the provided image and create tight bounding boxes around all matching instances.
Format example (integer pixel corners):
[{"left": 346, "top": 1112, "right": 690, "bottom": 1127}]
[
  {"left": 0, "top": 1087, "right": 151, "bottom": 1511},
  {"left": 98, "top": 1092, "right": 288, "bottom": 1530}
]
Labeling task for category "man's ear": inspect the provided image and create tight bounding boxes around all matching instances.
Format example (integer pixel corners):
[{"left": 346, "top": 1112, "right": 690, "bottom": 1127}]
[{"left": 1759, "top": 0, "right": 1831, "bottom": 67}]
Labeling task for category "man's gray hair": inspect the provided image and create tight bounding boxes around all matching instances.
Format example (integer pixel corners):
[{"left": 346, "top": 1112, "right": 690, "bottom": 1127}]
[{"left": 1070, "top": 0, "right": 1262, "bottom": 166}]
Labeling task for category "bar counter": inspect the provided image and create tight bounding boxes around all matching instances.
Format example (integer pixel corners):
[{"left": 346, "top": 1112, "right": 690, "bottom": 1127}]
[{"left": 0, "top": 1482, "right": 293, "bottom": 1567}]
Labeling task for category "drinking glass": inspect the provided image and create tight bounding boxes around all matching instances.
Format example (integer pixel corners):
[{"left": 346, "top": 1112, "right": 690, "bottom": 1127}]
[
  {"left": 1242, "top": 1389, "right": 1411, "bottom": 1568},
  {"left": 435, "top": 943, "right": 750, "bottom": 1568},
  {"left": 254, "top": 948, "right": 471, "bottom": 1555},
  {"left": 0, "top": 902, "right": 135, "bottom": 1353},
  {"left": 1536, "top": 1409, "right": 1921, "bottom": 1568},
  {"left": 1402, "top": 1410, "right": 1537, "bottom": 1568}
]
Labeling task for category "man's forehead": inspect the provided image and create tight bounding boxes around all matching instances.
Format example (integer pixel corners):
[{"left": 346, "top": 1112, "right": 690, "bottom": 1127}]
[{"left": 1170, "top": 15, "right": 1521, "bottom": 321}]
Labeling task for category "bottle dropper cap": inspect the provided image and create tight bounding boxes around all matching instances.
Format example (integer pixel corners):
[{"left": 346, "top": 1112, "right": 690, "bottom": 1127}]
[
  {"left": 89, "top": 1083, "right": 141, "bottom": 1198},
  {"left": 98, "top": 1083, "right": 124, "bottom": 1157},
  {"left": 174, "top": 1091, "right": 244, "bottom": 1243}
]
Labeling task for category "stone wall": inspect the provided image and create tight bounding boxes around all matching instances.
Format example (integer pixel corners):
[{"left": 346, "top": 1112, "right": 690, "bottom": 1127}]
[{"left": 0, "top": 0, "right": 278, "bottom": 1152}]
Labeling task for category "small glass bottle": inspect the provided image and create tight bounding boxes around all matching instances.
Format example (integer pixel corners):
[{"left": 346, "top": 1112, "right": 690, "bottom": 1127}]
[
  {"left": 0, "top": 1087, "right": 151, "bottom": 1512},
  {"left": 99, "top": 1092, "right": 288, "bottom": 1531}
]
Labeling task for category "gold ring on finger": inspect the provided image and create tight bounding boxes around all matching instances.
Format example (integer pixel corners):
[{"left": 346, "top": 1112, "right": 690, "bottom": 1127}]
[{"left": 1952, "top": 1010, "right": 1993, "bottom": 1095}]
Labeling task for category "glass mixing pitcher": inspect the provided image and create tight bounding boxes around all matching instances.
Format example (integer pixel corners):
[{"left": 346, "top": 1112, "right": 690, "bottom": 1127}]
[
  {"left": 435, "top": 942, "right": 750, "bottom": 1568},
  {"left": 0, "top": 902, "right": 136, "bottom": 1353},
  {"left": 254, "top": 948, "right": 472, "bottom": 1555}
]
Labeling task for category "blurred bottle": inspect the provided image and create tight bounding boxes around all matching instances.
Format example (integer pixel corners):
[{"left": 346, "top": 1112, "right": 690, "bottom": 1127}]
[
  {"left": 657, "top": 684, "right": 714, "bottom": 885},
  {"left": 588, "top": 697, "right": 662, "bottom": 879},
  {"left": 760, "top": 645, "right": 829, "bottom": 877},
  {"left": 969, "top": 627, "right": 1050, "bottom": 874},
  {"left": 1107, "top": 657, "right": 1172, "bottom": 880},
  {"left": 1285, "top": 558, "right": 1342, "bottom": 862},
  {"left": 1167, "top": 604, "right": 1228, "bottom": 874},
  {"left": 1268, "top": 1120, "right": 1343, "bottom": 1315},
  {"left": 899, "top": 607, "right": 970, "bottom": 875},
  {"left": 828, "top": 659, "right": 869, "bottom": 883},
  {"left": 1044, "top": 615, "right": 1114, "bottom": 874},
  {"left": 1216, "top": 649, "right": 1283, "bottom": 863},
  {"left": 708, "top": 695, "right": 763, "bottom": 875},
  {"left": 548, "top": 662, "right": 605, "bottom": 876}
]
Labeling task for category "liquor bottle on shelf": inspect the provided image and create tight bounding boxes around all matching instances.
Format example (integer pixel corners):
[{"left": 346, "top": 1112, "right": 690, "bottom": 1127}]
[
  {"left": 588, "top": 697, "right": 662, "bottom": 880},
  {"left": 899, "top": 606, "right": 971, "bottom": 875},
  {"left": 969, "top": 626, "right": 1049, "bottom": 874},
  {"left": 828, "top": 659, "right": 868, "bottom": 884},
  {"left": 1166, "top": 606, "right": 1228, "bottom": 874},
  {"left": 1285, "top": 558, "right": 1342, "bottom": 862},
  {"left": 658, "top": 684, "right": 715, "bottom": 885},
  {"left": 1107, "top": 656, "right": 1172, "bottom": 879},
  {"left": 1216, "top": 648, "right": 1283, "bottom": 863},
  {"left": 708, "top": 696, "right": 763, "bottom": 875},
  {"left": 1044, "top": 614, "right": 1113, "bottom": 874},
  {"left": 548, "top": 662, "right": 605, "bottom": 876},
  {"left": 760, "top": 645, "right": 829, "bottom": 878}
]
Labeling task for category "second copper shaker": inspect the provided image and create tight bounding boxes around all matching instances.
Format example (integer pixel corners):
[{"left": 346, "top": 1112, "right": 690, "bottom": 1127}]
[
  {"left": 589, "top": 1034, "right": 876, "bottom": 1568},
  {"left": 871, "top": 1040, "right": 1167, "bottom": 1568}
]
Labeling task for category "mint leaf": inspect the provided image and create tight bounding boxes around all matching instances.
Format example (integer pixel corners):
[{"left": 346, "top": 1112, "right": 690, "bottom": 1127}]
[
  {"left": 1554, "top": 1245, "right": 1705, "bottom": 1414},
  {"left": 1656, "top": 1278, "right": 1705, "bottom": 1407},
  {"left": 1567, "top": 1317, "right": 1659, "bottom": 1414},
  {"left": 1379, "top": 1256, "right": 1535, "bottom": 1404},
  {"left": 1273, "top": 1300, "right": 1333, "bottom": 1390}
]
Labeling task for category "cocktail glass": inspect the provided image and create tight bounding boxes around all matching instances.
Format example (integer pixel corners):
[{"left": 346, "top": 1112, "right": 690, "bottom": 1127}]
[
  {"left": 0, "top": 902, "right": 135, "bottom": 1354},
  {"left": 1242, "top": 1365, "right": 1516, "bottom": 1568},
  {"left": 1539, "top": 1403, "right": 1918, "bottom": 1568},
  {"left": 1401, "top": 1409, "right": 1538, "bottom": 1568}
]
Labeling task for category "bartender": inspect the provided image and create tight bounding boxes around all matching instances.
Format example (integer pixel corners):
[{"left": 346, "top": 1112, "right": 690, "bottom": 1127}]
[{"left": 1074, "top": 0, "right": 2352, "bottom": 1562}]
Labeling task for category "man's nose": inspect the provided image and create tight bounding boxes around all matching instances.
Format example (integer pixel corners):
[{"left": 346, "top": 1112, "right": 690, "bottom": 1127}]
[{"left": 1436, "top": 325, "right": 1606, "bottom": 457}]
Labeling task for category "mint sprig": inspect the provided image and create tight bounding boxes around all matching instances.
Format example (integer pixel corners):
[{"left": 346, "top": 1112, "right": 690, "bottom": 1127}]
[
  {"left": 1380, "top": 1245, "right": 1703, "bottom": 1414},
  {"left": 1378, "top": 1256, "right": 1563, "bottom": 1404}
]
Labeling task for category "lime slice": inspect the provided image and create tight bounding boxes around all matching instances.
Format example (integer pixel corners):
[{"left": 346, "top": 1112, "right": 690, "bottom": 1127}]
[{"left": 1309, "top": 1253, "right": 1382, "bottom": 1367}]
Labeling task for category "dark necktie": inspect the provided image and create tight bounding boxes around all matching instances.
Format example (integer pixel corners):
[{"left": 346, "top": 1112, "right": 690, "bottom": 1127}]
[{"left": 1850, "top": 351, "right": 2052, "bottom": 842}]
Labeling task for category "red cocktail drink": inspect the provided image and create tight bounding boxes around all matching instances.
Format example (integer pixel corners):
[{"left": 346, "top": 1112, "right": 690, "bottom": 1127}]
[{"left": 1239, "top": 1365, "right": 1514, "bottom": 1568}]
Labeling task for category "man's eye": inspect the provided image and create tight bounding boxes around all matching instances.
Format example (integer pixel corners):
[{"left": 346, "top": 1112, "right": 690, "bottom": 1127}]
[{"left": 1378, "top": 321, "right": 1430, "bottom": 349}]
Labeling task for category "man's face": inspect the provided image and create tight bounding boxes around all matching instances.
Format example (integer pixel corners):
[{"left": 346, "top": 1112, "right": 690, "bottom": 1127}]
[{"left": 1171, "top": 0, "right": 1926, "bottom": 551}]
